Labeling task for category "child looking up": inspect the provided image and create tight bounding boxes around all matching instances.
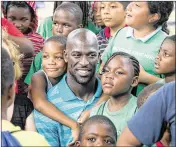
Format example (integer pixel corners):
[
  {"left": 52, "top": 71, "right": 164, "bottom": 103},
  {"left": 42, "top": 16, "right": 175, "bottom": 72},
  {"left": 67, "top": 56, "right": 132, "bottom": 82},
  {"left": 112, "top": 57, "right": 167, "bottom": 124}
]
[
  {"left": 97, "top": 2, "right": 130, "bottom": 55},
  {"left": 75, "top": 115, "right": 117, "bottom": 147},
  {"left": 91, "top": 52, "right": 140, "bottom": 139},
  {"left": 25, "top": 2, "right": 83, "bottom": 85},
  {"left": 100, "top": 2, "right": 174, "bottom": 96},
  {"left": 5, "top": 1, "right": 45, "bottom": 95},
  {"left": 155, "top": 35, "right": 176, "bottom": 84}
]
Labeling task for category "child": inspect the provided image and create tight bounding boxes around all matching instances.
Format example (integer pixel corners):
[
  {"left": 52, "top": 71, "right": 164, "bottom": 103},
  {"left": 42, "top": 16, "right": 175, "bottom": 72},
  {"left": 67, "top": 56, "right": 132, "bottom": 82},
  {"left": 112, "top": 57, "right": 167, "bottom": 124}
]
[
  {"left": 100, "top": 2, "right": 174, "bottom": 96},
  {"left": 5, "top": 1, "right": 45, "bottom": 95},
  {"left": 1, "top": 47, "right": 49, "bottom": 147},
  {"left": 91, "top": 52, "right": 140, "bottom": 139},
  {"left": 2, "top": 29, "right": 35, "bottom": 131},
  {"left": 137, "top": 83, "right": 170, "bottom": 147},
  {"left": 24, "top": 2, "right": 83, "bottom": 85},
  {"left": 89, "top": 1, "right": 105, "bottom": 34},
  {"left": 30, "top": 35, "right": 80, "bottom": 143},
  {"left": 75, "top": 115, "right": 117, "bottom": 147},
  {"left": 155, "top": 35, "right": 176, "bottom": 84},
  {"left": 37, "top": 2, "right": 62, "bottom": 40},
  {"left": 97, "top": 2, "right": 130, "bottom": 56}
]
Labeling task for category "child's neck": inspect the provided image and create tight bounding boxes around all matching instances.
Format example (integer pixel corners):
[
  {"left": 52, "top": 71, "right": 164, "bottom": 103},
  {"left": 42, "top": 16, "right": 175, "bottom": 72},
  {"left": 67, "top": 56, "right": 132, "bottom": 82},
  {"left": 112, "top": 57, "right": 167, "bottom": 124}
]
[
  {"left": 165, "top": 73, "right": 175, "bottom": 83},
  {"left": 133, "top": 25, "right": 156, "bottom": 38},
  {"left": 108, "top": 93, "right": 131, "bottom": 112},
  {"left": 49, "top": 76, "right": 63, "bottom": 86},
  {"left": 110, "top": 21, "right": 125, "bottom": 37}
]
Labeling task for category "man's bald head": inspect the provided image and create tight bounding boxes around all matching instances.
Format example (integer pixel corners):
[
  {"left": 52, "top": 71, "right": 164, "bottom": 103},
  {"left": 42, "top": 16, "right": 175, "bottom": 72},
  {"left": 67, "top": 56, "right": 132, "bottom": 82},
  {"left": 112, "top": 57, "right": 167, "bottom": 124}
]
[{"left": 66, "top": 28, "right": 99, "bottom": 52}]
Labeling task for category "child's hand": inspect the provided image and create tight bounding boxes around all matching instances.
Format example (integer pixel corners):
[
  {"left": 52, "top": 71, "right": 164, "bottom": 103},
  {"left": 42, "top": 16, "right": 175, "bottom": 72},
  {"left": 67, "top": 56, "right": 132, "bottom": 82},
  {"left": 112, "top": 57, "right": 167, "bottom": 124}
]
[
  {"left": 68, "top": 124, "right": 80, "bottom": 147},
  {"left": 77, "top": 110, "right": 90, "bottom": 125}
]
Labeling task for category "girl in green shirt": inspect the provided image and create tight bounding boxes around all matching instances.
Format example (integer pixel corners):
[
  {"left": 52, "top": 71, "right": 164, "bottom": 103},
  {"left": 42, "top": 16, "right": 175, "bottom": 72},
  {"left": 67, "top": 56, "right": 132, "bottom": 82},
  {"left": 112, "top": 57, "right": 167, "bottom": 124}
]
[{"left": 91, "top": 52, "right": 140, "bottom": 138}]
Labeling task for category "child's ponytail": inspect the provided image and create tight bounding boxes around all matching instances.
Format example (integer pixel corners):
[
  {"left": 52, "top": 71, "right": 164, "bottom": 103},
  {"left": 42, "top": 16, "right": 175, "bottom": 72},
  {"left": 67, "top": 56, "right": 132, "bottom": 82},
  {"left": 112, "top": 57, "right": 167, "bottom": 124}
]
[{"left": 147, "top": 1, "right": 174, "bottom": 34}]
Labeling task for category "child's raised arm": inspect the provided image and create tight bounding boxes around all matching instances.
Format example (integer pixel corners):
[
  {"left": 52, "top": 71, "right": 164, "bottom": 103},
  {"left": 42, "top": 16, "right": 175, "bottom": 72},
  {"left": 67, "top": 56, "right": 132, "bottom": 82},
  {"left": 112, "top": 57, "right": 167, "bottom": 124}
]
[
  {"left": 30, "top": 71, "right": 79, "bottom": 143},
  {"left": 139, "top": 65, "right": 161, "bottom": 84}
]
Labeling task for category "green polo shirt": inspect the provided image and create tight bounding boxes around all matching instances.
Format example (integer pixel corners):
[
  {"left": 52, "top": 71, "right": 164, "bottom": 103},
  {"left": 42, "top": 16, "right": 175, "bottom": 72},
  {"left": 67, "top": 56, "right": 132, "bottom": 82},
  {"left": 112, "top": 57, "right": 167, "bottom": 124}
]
[
  {"left": 101, "top": 26, "right": 167, "bottom": 95},
  {"left": 37, "top": 16, "right": 53, "bottom": 40}
]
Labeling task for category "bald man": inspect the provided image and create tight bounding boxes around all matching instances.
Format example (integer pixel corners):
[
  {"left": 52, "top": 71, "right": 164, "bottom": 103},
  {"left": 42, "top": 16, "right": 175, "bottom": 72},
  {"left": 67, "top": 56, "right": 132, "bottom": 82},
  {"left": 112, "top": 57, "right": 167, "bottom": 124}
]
[{"left": 34, "top": 28, "right": 102, "bottom": 147}]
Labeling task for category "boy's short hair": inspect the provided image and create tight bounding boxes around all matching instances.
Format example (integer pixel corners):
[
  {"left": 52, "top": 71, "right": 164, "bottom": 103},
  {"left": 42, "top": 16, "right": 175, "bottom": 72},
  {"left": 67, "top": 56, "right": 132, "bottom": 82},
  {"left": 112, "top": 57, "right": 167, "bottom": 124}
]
[
  {"left": 137, "top": 83, "right": 164, "bottom": 108},
  {"left": 1, "top": 47, "right": 15, "bottom": 96},
  {"left": 55, "top": 2, "right": 83, "bottom": 25},
  {"left": 45, "top": 35, "right": 67, "bottom": 48},
  {"left": 79, "top": 115, "right": 117, "bottom": 141}
]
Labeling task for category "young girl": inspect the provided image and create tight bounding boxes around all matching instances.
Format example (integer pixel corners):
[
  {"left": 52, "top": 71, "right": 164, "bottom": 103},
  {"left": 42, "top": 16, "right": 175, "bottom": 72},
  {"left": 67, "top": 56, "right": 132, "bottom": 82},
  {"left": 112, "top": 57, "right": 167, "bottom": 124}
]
[
  {"left": 5, "top": 1, "right": 45, "bottom": 95},
  {"left": 155, "top": 35, "right": 176, "bottom": 84},
  {"left": 91, "top": 52, "right": 140, "bottom": 139},
  {"left": 100, "top": 2, "right": 174, "bottom": 96}
]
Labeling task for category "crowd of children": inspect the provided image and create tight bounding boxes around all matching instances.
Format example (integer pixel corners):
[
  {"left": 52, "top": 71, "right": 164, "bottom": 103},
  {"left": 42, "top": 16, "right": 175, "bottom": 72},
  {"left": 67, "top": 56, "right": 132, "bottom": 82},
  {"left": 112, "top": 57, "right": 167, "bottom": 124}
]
[{"left": 1, "top": 1, "right": 175, "bottom": 147}]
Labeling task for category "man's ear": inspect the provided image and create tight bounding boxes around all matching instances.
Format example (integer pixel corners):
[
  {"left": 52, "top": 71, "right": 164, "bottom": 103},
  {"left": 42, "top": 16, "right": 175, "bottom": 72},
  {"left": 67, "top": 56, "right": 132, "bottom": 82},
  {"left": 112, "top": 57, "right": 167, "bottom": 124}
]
[
  {"left": 149, "top": 13, "right": 161, "bottom": 23},
  {"left": 74, "top": 141, "right": 81, "bottom": 147},
  {"left": 64, "top": 50, "right": 68, "bottom": 63},
  {"left": 131, "top": 76, "right": 139, "bottom": 88},
  {"left": 7, "top": 83, "right": 15, "bottom": 108},
  {"left": 78, "top": 24, "right": 83, "bottom": 28}
]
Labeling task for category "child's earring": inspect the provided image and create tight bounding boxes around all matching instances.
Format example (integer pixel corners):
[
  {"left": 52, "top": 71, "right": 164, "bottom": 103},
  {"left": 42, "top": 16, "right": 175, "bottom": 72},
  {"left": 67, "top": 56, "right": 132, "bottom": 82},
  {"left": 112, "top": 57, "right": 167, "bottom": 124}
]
[{"left": 78, "top": 24, "right": 83, "bottom": 28}]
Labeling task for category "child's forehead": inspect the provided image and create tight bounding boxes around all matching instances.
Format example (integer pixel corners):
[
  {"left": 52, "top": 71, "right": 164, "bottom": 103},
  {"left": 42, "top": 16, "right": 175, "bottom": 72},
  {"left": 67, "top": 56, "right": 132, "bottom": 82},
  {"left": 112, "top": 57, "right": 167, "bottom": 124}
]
[
  {"left": 54, "top": 9, "right": 75, "bottom": 17},
  {"left": 110, "top": 55, "right": 131, "bottom": 64},
  {"left": 161, "top": 39, "right": 176, "bottom": 51},
  {"left": 8, "top": 6, "right": 29, "bottom": 12}
]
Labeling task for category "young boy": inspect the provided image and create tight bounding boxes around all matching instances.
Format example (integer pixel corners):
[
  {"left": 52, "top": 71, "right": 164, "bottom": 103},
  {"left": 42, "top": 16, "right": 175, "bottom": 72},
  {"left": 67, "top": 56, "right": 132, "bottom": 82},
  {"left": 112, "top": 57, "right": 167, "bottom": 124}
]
[
  {"left": 100, "top": 2, "right": 174, "bottom": 96},
  {"left": 75, "top": 115, "right": 117, "bottom": 147},
  {"left": 5, "top": 1, "right": 45, "bottom": 95},
  {"left": 24, "top": 2, "right": 83, "bottom": 85},
  {"left": 30, "top": 36, "right": 80, "bottom": 144},
  {"left": 91, "top": 52, "right": 140, "bottom": 139},
  {"left": 155, "top": 35, "right": 176, "bottom": 84},
  {"left": 97, "top": 2, "right": 130, "bottom": 56}
]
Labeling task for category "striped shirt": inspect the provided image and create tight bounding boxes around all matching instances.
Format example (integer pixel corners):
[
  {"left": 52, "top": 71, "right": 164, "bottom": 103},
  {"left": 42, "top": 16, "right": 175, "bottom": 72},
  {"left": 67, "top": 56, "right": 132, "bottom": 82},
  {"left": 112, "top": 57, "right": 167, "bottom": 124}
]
[
  {"left": 34, "top": 74, "right": 102, "bottom": 146},
  {"left": 17, "top": 32, "right": 44, "bottom": 94},
  {"left": 97, "top": 27, "right": 110, "bottom": 56}
]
